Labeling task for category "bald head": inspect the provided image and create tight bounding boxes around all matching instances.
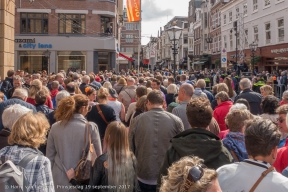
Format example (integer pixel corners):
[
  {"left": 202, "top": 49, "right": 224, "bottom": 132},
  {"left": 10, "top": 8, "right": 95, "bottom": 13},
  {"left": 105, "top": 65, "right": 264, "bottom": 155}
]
[{"left": 180, "top": 83, "right": 194, "bottom": 98}]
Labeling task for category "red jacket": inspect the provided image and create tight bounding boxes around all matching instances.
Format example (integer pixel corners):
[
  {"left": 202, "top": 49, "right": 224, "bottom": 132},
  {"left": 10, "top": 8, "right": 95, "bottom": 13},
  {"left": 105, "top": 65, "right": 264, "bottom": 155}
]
[
  {"left": 213, "top": 101, "right": 233, "bottom": 131},
  {"left": 274, "top": 139, "right": 288, "bottom": 173}
]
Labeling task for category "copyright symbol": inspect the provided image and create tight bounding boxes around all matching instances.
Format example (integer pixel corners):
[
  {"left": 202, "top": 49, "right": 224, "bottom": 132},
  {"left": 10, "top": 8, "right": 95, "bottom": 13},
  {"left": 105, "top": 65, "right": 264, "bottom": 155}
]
[{"left": 5, "top": 185, "right": 9, "bottom": 189}]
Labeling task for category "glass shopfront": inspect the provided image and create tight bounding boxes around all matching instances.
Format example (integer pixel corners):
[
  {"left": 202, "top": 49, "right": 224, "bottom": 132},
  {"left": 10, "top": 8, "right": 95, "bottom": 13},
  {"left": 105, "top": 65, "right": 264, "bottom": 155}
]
[
  {"left": 57, "top": 51, "right": 86, "bottom": 72},
  {"left": 98, "top": 52, "right": 109, "bottom": 72},
  {"left": 19, "top": 51, "right": 48, "bottom": 73}
]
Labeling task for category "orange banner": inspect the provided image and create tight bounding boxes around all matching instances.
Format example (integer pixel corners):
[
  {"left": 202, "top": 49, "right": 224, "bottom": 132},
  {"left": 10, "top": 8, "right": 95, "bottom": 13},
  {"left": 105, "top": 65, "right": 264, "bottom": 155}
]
[{"left": 126, "top": 0, "right": 141, "bottom": 22}]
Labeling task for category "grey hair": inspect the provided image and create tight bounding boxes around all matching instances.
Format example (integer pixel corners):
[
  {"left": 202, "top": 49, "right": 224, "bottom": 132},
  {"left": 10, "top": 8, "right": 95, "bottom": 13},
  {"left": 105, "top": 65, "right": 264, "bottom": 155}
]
[
  {"left": 215, "top": 91, "right": 229, "bottom": 102},
  {"left": 2, "top": 104, "right": 32, "bottom": 130},
  {"left": 240, "top": 78, "right": 252, "bottom": 90},
  {"left": 167, "top": 84, "right": 177, "bottom": 94},
  {"left": 127, "top": 77, "right": 135, "bottom": 83},
  {"left": 55, "top": 90, "right": 70, "bottom": 106},
  {"left": 229, "top": 103, "right": 247, "bottom": 112},
  {"left": 13, "top": 75, "right": 22, "bottom": 81},
  {"left": 12, "top": 88, "right": 28, "bottom": 98},
  {"left": 81, "top": 75, "right": 90, "bottom": 83},
  {"left": 103, "top": 81, "right": 112, "bottom": 89}
]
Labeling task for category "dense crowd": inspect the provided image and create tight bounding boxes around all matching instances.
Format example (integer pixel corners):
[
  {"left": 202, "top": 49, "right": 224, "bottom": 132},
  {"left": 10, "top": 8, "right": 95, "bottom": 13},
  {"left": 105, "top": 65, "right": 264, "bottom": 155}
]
[{"left": 1, "top": 68, "right": 288, "bottom": 192}]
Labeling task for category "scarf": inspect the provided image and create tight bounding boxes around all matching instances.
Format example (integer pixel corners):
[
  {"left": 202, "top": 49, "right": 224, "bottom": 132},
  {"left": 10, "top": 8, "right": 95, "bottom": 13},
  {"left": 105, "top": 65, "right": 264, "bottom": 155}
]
[{"left": 222, "top": 132, "right": 248, "bottom": 162}]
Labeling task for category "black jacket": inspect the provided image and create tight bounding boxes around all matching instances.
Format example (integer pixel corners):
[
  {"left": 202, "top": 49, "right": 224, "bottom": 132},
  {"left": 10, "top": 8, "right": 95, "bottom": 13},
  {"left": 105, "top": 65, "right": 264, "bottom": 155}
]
[
  {"left": 165, "top": 93, "right": 175, "bottom": 106},
  {"left": 0, "top": 128, "right": 10, "bottom": 150},
  {"left": 79, "top": 83, "right": 89, "bottom": 94},
  {"left": 0, "top": 97, "right": 37, "bottom": 131},
  {"left": 234, "top": 89, "right": 262, "bottom": 115},
  {"left": 35, "top": 104, "right": 54, "bottom": 116},
  {"left": 0, "top": 77, "right": 13, "bottom": 96},
  {"left": 157, "top": 128, "right": 233, "bottom": 189}
]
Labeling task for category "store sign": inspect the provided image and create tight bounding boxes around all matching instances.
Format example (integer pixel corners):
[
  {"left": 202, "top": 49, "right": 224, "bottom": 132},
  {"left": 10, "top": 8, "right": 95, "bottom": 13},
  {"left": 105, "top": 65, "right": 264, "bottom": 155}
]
[
  {"left": 271, "top": 48, "right": 288, "bottom": 54},
  {"left": 15, "top": 38, "right": 52, "bottom": 49}
]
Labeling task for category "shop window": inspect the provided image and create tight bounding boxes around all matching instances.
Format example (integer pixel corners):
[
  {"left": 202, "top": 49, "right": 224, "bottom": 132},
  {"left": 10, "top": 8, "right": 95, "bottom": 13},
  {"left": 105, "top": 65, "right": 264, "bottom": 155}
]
[
  {"left": 19, "top": 51, "right": 49, "bottom": 73},
  {"left": 100, "top": 17, "right": 112, "bottom": 34},
  {"left": 57, "top": 51, "right": 86, "bottom": 72},
  {"left": 254, "top": 26, "right": 258, "bottom": 42},
  {"left": 265, "top": 23, "right": 271, "bottom": 44},
  {"left": 59, "top": 14, "right": 85, "bottom": 34},
  {"left": 278, "top": 19, "right": 284, "bottom": 42},
  {"left": 20, "top": 13, "right": 48, "bottom": 34}
]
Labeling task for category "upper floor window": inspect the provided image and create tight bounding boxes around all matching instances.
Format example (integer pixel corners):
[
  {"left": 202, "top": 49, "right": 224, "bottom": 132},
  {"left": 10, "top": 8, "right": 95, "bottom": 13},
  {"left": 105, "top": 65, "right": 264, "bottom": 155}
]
[
  {"left": 278, "top": 19, "right": 284, "bottom": 41},
  {"left": 100, "top": 17, "right": 111, "bottom": 33},
  {"left": 223, "top": 14, "right": 226, "bottom": 25},
  {"left": 265, "top": 23, "right": 271, "bottom": 44},
  {"left": 243, "top": 3, "right": 248, "bottom": 15},
  {"left": 236, "top": 7, "right": 239, "bottom": 19},
  {"left": 264, "top": 0, "right": 270, "bottom": 6},
  {"left": 59, "top": 14, "right": 85, "bottom": 34},
  {"left": 253, "top": 0, "right": 258, "bottom": 11},
  {"left": 229, "top": 11, "right": 232, "bottom": 22},
  {"left": 254, "top": 26, "right": 259, "bottom": 42},
  {"left": 21, "top": 13, "right": 48, "bottom": 34},
  {"left": 245, "top": 29, "right": 248, "bottom": 46},
  {"left": 126, "top": 34, "right": 133, "bottom": 43},
  {"left": 126, "top": 23, "right": 133, "bottom": 30}
]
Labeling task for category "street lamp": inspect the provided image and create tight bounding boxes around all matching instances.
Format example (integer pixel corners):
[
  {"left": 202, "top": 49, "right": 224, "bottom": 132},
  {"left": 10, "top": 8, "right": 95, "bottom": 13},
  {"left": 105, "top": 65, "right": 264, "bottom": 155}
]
[
  {"left": 205, "top": 37, "right": 213, "bottom": 44},
  {"left": 167, "top": 21, "right": 183, "bottom": 78},
  {"left": 249, "top": 42, "right": 258, "bottom": 72},
  {"left": 42, "top": 49, "right": 51, "bottom": 74}
]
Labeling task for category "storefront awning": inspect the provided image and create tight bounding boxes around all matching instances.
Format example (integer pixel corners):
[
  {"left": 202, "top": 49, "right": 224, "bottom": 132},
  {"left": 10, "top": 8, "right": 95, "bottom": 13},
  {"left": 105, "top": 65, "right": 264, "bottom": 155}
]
[{"left": 119, "top": 53, "right": 134, "bottom": 62}]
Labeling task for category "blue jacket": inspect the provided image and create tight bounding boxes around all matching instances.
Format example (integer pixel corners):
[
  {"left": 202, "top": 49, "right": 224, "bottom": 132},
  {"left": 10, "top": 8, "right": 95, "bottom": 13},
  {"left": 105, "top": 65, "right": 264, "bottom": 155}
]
[
  {"left": 201, "top": 88, "right": 214, "bottom": 103},
  {"left": 0, "top": 97, "right": 37, "bottom": 131}
]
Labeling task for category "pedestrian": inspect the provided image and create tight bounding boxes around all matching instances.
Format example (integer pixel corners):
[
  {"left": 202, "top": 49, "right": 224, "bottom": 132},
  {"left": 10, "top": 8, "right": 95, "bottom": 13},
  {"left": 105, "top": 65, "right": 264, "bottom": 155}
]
[{"left": 107, "top": 88, "right": 125, "bottom": 122}]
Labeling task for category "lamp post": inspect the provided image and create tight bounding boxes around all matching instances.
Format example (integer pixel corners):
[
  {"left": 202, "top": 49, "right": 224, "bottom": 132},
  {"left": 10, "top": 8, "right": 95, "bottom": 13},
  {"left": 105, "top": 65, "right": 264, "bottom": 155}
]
[
  {"left": 249, "top": 42, "right": 258, "bottom": 72},
  {"left": 149, "top": 36, "right": 157, "bottom": 73},
  {"left": 43, "top": 49, "right": 51, "bottom": 74},
  {"left": 167, "top": 22, "right": 183, "bottom": 78}
]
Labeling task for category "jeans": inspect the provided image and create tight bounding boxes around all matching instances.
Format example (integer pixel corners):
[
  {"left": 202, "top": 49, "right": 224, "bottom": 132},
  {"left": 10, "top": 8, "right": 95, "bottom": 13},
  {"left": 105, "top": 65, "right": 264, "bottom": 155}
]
[{"left": 138, "top": 180, "right": 156, "bottom": 192}]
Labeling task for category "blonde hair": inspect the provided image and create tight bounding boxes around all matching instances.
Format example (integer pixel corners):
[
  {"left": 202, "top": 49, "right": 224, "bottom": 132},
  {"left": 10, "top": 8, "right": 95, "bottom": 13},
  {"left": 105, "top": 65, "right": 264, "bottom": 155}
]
[
  {"left": 41, "top": 86, "right": 51, "bottom": 97},
  {"left": 104, "top": 122, "right": 136, "bottom": 189},
  {"left": 117, "top": 78, "right": 127, "bottom": 86},
  {"left": 28, "top": 79, "right": 42, "bottom": 98},
  {"left": 217, "top": 83, "right": 229, "bottom": 93},
  {"left": 103, "top": 81, "right": 112, "bottom": 89},
  {"left": 160, "top": 156, "right": 218, "bottom": 192},
  {"left": 167, "top": 84, "right": 177, "bottom": 94},
  {"left": 225, "top": 109, "right": 253, "bottom": 132},
  {"left": 98, "top": 87, "right": 109, "bottom": 102},
  {"left": 260, "top": 85, "right": 274, "bottom": 96},
  {"left": 8, "top": 112, "right": 50, "bottom": 148}
]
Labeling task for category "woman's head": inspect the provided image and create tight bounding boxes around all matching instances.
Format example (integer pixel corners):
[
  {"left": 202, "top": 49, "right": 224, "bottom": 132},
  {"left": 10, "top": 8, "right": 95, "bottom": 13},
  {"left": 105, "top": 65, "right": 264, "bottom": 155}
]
[
  {"left": 215, "top": 91, "right": 229, "bottom": 104},
  {"left": 103, "top": 81, "right": 112, "bottom": 89},
  {"left": 85, "top": 86, "right": 97, "bottom": 101},
  {"left": 260, "top": 85, "right": 273, "bottom": 98},
  {"left": 261, "top": 95, "right": 279, "bottom": 115},
  {"left": 245, "top": 118, "right": 281, "bottom": 163},
  {"left": 146, "top": 80, "right": 152, "bottom": 88},
  {"left": 97, "top": 87, "right": 109, "bottom": 102},
  {"left": 54, "top": 94, "right": 90, "bottom": 122},
  {"left": 136, "top": 95, "right": 147, "bottom": 113},
  {"left": 235, "top": 98, "right": 250, "bottom": 110},
  {"left": 8, "top": 112, "right": 50, "bottom": 148},
  {"left": 117, "top": 78, "right": 127, "bottom": 86},
  {"left": 216, "top": 83, "right": 228, "bottom": 93},
  {"left": 29, "top": 79, "right": 43, "bottom": 98},
  {"left": 160, "top": 156, "right": 220, "bottom": 192},
  {"left": 282, "top": 90, "right": 288, "bottom": 102},
  {"left": 223, "top": 77, "right": 234, "bottom": 98},
  {"left": 167, "top": 84, "right": 178, "bottom": 94},
  {"left": 225, "top": 109, "right": 253, "bottom": 132}
]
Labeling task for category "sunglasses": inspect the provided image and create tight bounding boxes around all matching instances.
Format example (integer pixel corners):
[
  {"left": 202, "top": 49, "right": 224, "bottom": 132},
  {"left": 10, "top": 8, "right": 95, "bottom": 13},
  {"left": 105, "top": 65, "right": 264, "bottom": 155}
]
[
  {"left": 182, "top": 164, "right": 207, "bottom": 192},
  {"left": 277, "top": 118, "right": 285, "bottom": 123}
]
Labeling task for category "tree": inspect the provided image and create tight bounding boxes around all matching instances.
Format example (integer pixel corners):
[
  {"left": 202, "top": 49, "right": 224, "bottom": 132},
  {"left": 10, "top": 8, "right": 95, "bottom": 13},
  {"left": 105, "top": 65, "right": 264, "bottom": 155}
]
[
  {"left": 215, "top": 59, "right": 221, "bottom": 68},
  {"left": 251, "top": 56, "right": 262, "bottom": 65}
]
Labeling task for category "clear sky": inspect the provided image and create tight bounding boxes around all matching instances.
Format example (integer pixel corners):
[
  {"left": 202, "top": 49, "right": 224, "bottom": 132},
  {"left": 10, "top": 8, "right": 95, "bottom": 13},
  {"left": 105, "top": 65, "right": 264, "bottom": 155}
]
[{"left": 125, "top": 0, "right": 189, "bottom": 45}]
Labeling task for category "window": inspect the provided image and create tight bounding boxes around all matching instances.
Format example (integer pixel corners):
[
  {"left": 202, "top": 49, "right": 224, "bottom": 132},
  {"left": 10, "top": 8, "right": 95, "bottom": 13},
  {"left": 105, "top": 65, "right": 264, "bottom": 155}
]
[
  {"left": 265, "top": 0, "right": 270, "bottom": 6},
  {"left": 254, "top": 26, "right": 258, "bottom": 42},
  {"left": 265, "top": 23, "right": 271, "bottom": 44},
  {"left": 229, "top": 11, "right": 232, "bottom": 22},
  {"left": 126, "top": 34, "right": 133, "bottom": 43},
  {"left": 20, "top": 13, "right": 48, "bottom": 34},
  {"left": 245, "top": 29, "right": 248, "bottom": 46},
  {"left": 189, "top": 38, "right": 193, "bottom": 50},
  {"left": 214, "top": 37, "right": 217, "bottom": 53},
  {"left": 278, "top": 19, "right": 284, "bottom": 41},
  {"left": 57, "top": 51, "right": 86, "bottom": 72},
  {"left": 218, "top": 12, "right": 221, "bottom": 27},
  {"left": 223, "top": 14, "right": 226, "bottom": 25},
  {"left": 184, "top": 23, "right": 188, "bottom": 28},
  {"left": 243, "top": 3, "right": 248, "bottom": 15},
  {"left": 253, "top": 0, "right": 258, "bottom": 11},
  {"left": 224, "top": 35, "right": 227, "bottom": 48},
  {"left": 230, "top": 34, "right": 233, "bottom": 51},
  {"left": 184, "top": 38, "right": 188, "bottom": 44},
  {"left": 126, "top": 47, "right": 133, "bottom": 52},
  {"left": 59, "top": 14, "right": 85, "bottom": 34},
  {"left": 135, "top": 23, "right": 139, "bottom": 30},
  {"left": 204, "top": 13, "right": 208, "bottom": 28},
  {"left": 126, "top": 23, "right": 133, "bottom": 30},
  {"left": 218, "top": 36, "right": 221, "bottom": 52},
  {"left": 236, "top": 7, "right": 239, "bottom": 19}
]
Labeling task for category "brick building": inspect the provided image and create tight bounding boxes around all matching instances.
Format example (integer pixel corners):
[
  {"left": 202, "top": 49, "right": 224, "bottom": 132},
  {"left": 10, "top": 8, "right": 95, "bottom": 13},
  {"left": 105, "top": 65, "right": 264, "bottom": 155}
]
[{"left": 14, "top": 0, "right": 122, "bottom": 74}]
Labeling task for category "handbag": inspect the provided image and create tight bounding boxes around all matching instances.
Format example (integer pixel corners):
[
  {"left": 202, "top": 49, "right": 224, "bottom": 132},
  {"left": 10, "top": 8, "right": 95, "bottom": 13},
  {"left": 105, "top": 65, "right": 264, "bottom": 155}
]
[
  {"left": 74, "top": 122, "right": 97, "bottom": 184},
  {"left": 96, "top": 104, "right": 109, "bottom": 124}
]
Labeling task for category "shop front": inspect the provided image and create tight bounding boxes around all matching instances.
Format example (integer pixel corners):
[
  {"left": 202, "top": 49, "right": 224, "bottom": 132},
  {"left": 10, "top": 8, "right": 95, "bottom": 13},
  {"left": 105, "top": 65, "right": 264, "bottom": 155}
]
[{"left": 14, "top": 36, "right": 117, "bottom": 74}]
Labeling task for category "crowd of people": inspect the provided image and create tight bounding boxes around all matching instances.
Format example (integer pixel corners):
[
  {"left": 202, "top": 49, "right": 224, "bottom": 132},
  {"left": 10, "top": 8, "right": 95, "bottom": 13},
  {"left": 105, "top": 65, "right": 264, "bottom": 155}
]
[{"left": 0, "top": 68, "right": 288, "bottom": 191}]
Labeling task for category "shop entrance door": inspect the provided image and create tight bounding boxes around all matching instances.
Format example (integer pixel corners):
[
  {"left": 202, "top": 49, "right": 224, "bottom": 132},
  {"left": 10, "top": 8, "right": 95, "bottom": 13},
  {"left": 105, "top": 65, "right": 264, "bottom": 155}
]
[{"left": 98, "top": 64, "right": 108, "bottom": 72}]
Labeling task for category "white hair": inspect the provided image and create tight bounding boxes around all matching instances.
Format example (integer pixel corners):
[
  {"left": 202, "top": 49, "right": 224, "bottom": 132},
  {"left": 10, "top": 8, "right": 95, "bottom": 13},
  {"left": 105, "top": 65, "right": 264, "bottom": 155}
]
[
  {"left": 82, "top": 75, "right": 90, "bottom": 84},
  {"left": 167, "top": 84, "right": 177, "bottom": 94},
  {"left": 163, "top": 79, "right": 168, "bottom": 87},
  {"left": 12, "top": 88, "right": 28, "bottom": 98},
  {"left": 240, "top": 78, "right": 252, "bottom": 90},
  {"left": 103, "top": 81, "right": 112, "bottom": 89},
  {"left": 229, "top": 103, "right": 248, "bottom": 112},
  {"left": 56, "top": 90, "right": 70, "bottom": 106},
  {"left": 2, "top": 104, "right": 32, "bottom": 130}
]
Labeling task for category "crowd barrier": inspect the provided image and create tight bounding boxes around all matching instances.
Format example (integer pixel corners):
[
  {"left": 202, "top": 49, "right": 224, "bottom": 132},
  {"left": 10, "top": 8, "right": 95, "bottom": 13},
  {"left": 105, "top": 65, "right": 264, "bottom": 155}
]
[{"left": 273, "top": 84, "right": 287, "bottom": 99}]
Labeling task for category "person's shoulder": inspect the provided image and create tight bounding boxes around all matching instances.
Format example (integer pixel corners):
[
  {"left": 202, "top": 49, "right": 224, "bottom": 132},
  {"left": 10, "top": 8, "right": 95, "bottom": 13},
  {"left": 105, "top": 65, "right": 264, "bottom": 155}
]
[{"left": 216, "top": 162, "right": 238, "bottom": 174}]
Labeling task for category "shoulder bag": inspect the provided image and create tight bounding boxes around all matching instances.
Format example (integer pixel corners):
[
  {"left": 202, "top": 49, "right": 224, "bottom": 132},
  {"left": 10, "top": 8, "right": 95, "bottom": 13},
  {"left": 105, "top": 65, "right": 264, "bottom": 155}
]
[
  {"left": 96, "top": 104, "right": 109, "bottom": 124},
  {"left": 74, "top": 122, "right": 97, "bottom": 184},
  {"left": 249, "top": 166, "right": 274, "bottom": 192}
]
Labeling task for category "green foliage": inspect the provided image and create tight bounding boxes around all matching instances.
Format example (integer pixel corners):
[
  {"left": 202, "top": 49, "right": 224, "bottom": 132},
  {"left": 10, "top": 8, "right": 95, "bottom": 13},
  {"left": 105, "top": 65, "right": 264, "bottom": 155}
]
[
  {"left": 251, "top": 56, "right": 262, "bottom": 65},
  {"left": 215, "top": 59, "right": 221, "bottom": 67}
]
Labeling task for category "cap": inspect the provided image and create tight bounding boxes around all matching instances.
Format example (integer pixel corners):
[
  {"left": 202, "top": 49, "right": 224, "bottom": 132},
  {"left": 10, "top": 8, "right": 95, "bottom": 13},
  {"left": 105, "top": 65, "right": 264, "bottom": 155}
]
[
  {"left": 95, "top": 76, "right": 101, "bottom": 82},
  {"left": 109, "top": 88, "right": 118, "bottom": 98}
]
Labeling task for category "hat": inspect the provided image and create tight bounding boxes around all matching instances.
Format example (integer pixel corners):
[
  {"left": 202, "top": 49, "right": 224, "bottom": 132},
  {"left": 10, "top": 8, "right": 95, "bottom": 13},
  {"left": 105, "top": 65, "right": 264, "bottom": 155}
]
[
  {"left": 95, "top": 76, "right": 101, "bottom": 82},
  {"left": 109, "top": 88, "right": 118, "bottom": 98}
]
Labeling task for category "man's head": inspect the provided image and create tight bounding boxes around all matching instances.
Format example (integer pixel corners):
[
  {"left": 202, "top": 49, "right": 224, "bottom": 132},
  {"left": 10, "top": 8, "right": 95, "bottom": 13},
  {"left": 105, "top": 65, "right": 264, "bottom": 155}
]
[
  {"left": 127, "top": 77, "right": 135, "bottom": 86},
  {"left": 178, "top": 84, "right": 194, "bottom": 101},
  {"left": 66, "top": 82, "right": 76, "bottom": 95},
  {"left": 51, "top": 81, "right": 60, "bottom": 90},
  {"left": 152, "top": 79, "right": 161, "bottom": 90},
  {"left": 239, "top": 78, "right": 252, "bottom": 90},
  {"left": 7, "top": 70, "right": 15, "bottom": 78},
  {"left": 2, "top": 104, "right": 31, "bottom": 130},
  {"left": 35, "top": 90, "right": 47, "bottom": 105},
  {"left": 13, "top": 75, "right": 22, "bottom": 88},
  {"left": 32, "top": 73, "right": 41, "bottom": 80},
  {"left": 146, "top": 90, "right": 164, "bottom": 110},
  {"left": 24, "top": 75, "right": 31, "bottom": 85},
  {"left": 56, "top": 73, "right": 64, "bottom": 84},
  {"left": 82, "top": 75, "right": 90, "bottom": 84},
  {"left": 136, "top": 86, "right": 147, "bottom": 98},
  {"left": 276, "top": 104, "right": 288, "bottom": 134},
  {"left": 55, "top": 90, "right": 70, "bottom": 106},
  {"left": 225, "top": 109, "right": 253, "bottom": 132},
  {"left": 180, "top": 74, "right": 187, "bottom": 82},
  {"left": 12, "top": 88, "right": 28, "bottom": 101},
  {"left": 186, "top": 97, "right": 212, "bottom": 129},
  {"left": 196, "top": 79, "right": 206, "bottom": 89},
  {"left": 168, "top": 77, "right": 175, "bottom": 85}
]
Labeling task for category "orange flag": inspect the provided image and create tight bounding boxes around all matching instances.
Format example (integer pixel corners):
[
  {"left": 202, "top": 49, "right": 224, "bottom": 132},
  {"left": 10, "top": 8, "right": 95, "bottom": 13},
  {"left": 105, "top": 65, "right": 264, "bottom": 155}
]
[{"left": 126, "top": 0, "right": 141, "bottom": 22}]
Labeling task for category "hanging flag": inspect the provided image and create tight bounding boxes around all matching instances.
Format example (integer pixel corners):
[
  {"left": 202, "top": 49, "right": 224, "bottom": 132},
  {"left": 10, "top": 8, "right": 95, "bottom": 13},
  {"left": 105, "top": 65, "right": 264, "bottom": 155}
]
[{"left": 126, "top": 0, "right": 141, "bottom": 22}]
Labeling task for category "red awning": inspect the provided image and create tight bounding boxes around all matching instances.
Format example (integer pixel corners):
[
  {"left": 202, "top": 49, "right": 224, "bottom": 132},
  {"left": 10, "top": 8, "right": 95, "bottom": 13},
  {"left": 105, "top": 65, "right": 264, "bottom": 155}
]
[{"left": 119, "top": 53, "right": 134, "bottom": 62}]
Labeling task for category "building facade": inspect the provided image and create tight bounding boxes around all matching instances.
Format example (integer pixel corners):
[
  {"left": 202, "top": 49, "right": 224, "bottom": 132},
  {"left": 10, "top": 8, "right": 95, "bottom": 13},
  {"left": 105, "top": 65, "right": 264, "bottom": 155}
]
[
  {"left": 221, "top": 0, "right": 288, "bottom": 72},
  {"left": 14, "top": 0, "right": 122, "bottom": 74}
]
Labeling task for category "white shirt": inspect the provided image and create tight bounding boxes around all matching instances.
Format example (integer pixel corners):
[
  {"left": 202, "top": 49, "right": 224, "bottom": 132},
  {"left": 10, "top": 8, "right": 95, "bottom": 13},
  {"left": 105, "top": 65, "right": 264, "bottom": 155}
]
[{"left": 217, "top": 159, "right": 288, "bottom": 192}]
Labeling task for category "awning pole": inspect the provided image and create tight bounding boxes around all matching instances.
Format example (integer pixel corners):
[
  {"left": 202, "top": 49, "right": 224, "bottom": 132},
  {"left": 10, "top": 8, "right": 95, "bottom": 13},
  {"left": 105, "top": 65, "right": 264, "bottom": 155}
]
[{"left": 137, "top": 0, "right": 141, "bottom": 76}]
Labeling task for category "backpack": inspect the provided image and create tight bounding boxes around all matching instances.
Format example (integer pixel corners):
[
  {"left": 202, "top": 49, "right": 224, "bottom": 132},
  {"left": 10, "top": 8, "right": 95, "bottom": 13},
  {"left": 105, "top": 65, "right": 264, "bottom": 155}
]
[{"left": 0, "top": 153, "right": 38, "bottom": 192}]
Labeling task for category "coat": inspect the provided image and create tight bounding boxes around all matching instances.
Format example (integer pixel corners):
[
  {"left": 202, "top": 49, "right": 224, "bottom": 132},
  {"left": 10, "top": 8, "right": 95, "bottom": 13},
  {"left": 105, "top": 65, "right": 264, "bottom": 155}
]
[
  {"left": 234, "top": 89, "right": 262, "bottom": 115},
  {"left": 0, "top": 128, "right": 10, "bottom": 150},
  {"left": 118, "top": 86, "right": 136, "bottom": 112},
  {"left": 46, "top": 114, "right": 102, "bottom": 192},
  {"left": 213, "top": 101, "right": 233, "bottom": 131},
  {"left": 157, "top": 128, "right": 233, "bottom": 189}
]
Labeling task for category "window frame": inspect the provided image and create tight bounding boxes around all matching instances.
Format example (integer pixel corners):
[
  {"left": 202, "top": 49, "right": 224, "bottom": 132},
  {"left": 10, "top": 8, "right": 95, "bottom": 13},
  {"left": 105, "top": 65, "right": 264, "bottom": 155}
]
[
  {"left": 278, "top": 18, "right": 284, "bottom": 42},
  {"left": 253, "top": 0, "right": 258, "bottom": 11},
  {"left": 20, "top": 13, "right": 49, "bottom": 34},
  {"left": 58, "top": 14, "right": 86, "bottom": 34}
]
